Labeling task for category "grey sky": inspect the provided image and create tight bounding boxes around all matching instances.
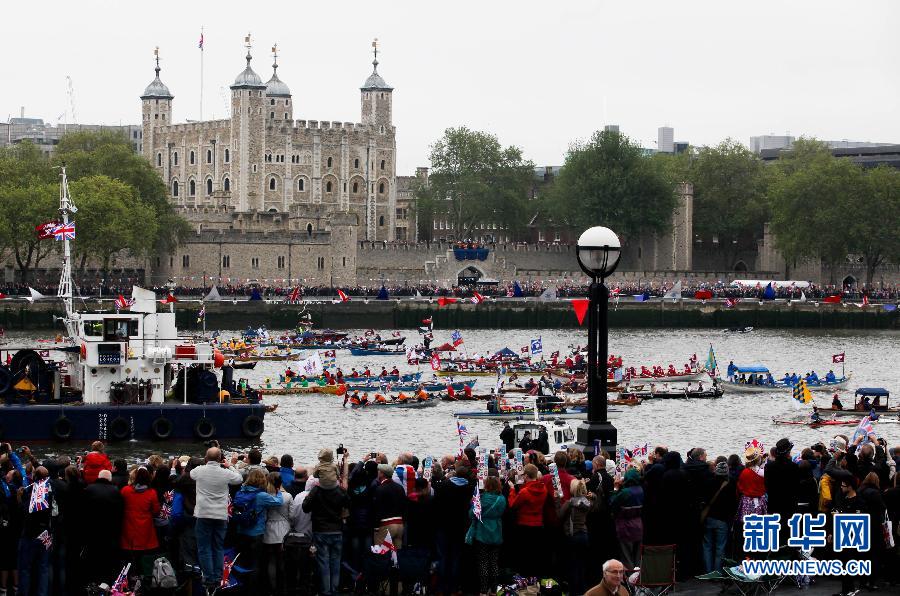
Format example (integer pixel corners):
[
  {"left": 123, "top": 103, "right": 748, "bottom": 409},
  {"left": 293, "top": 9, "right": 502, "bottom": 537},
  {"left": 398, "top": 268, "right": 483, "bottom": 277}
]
[{"left": 3, "top": 0, "right": 897, "bottom": 173}]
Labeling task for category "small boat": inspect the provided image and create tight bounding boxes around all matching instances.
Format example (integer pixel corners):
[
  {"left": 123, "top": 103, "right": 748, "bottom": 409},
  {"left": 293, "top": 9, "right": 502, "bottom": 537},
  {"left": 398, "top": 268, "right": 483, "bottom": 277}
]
[
  {"left": 231, "top": 361, "right": 257, "bottom": 370},
  {"left": 773, "top": 417, "right": 860, "bottom": 427},
  {"left": 825, "top": 388, "right": 899, "bottom": 417},
  {"left": 716, "top": 365, "right": 851, "bottom": 393},
  {"left": 724, "top": 326, "right": 754, "bottom": 333},
  {"left": 620, "top": 382, "right": 724, "bottom": 399},
  {"left": 509, "top": 418, "right": 577, "bottom": 453},
  {"left": 341, "top": 372, "right": 421, "bottom": 384},
  {"left": 351, "top": 398, "right": 438, "bottom": 409},
  {"left": 348, "top": 347, "right": 406, "bottom": 356}
]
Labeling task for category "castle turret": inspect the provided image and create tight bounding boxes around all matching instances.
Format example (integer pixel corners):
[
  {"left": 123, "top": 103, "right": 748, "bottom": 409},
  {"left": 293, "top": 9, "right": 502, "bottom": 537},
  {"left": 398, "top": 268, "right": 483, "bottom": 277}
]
[
  {"left": 265, "top": 44, "right": 292, "bottom": 121},
  {"left": 360, "top": 39, "right": 393, "bottom": 129},
  {"left": 141, "top": 47, "right": 173, "bottom": 165},
  {"left": 230, "top": 34, "right": 267, "bottom": 212}
]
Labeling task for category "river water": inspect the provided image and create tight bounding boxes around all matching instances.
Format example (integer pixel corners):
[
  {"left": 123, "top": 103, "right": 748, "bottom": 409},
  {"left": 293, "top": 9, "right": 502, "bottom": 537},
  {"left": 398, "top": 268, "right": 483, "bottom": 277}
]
[{"left": 14, "top": 328, "right": 900, "bottom": 463}]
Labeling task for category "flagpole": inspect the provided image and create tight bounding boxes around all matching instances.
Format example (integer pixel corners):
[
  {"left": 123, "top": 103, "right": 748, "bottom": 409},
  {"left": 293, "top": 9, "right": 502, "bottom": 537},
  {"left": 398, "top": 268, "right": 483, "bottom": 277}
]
[{"left": 199, "top": 26, "right": 204, "bottom": 121}]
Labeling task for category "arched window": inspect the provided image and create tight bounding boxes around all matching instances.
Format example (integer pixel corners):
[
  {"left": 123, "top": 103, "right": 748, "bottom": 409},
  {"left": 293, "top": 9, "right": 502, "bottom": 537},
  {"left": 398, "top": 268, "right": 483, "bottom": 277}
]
[
  {"left": 189, "top": 151, "right": 195, "bottom": 165},
  {"left": 224, "top": 148, "right": 230, "bottom": 163},
  {"left": 156, "top": 153, "right": 162, "bottom": 166},
  {"left": 189, "top": 180, "right": 196, "bottom": 196},
  {"left": 379, "top": 216, "right": 385, "bottom": 227},
  {"left": 270, "top": 98, "right": 275, "bottom": 105},
  {"left": 306, "top": 223, "right": 313, "bottom": 236},
  {"left": 298, "top": 178, "right": 305, "bottom": 191},
  {"left": 270, "top": 112, "right": 275, "bottom": 119},
  {"left": 172, "top": 181, "right": 179, "bottom": 197},
  {"left": 223, "top": 177, "right": 230, "bottom": 192},
  {"left": 352, "top": 182, "right": 358, "bottom": 193},
  {"left": 325, "top": 181, "right": 332, "bottom": 192},
  {"left": 284, "top": 113, "right": 289, "bottom": 120},
  {"left": 354, "top": 158, "right": 359, "bottom": 168},
  {"left": 380, "top": 159, "right": 385, "bottom": 170},
  {"left": 269, "top": 178, "right": 276, "bottom": 191},
  {"left": 327, "top": 157, "right": 333, "bottom": 168},
  {"left": 206, "top": 178, "right": 213, "bottom": 195},
  {"left": 379, "top": 182, "right": 385, "bottom": 193},
  {"left": 173, "top": 152, "right": 178, "bottom": 165},
  {"left": 206, "top": 149, "right": 212, "bottom": 164}
]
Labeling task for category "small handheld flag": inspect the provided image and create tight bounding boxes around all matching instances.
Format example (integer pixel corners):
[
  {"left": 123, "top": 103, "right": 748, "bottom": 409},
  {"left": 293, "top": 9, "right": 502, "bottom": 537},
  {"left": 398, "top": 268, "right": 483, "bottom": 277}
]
[
  {"left": 472, "top": 484, "right": 482, "bottom": 521},
  {"left": 530, "top": 337, "right": 543, "bottom": 355},
  {"left": 792, "top": 379, "right": 813, "bottom": 405}
]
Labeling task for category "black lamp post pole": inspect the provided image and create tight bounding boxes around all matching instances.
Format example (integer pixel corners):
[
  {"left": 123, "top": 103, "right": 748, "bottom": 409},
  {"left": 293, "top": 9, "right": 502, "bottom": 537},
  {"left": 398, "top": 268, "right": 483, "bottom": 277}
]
[{"left": 578, "top": 276, "right": 617, "bottom": 458}]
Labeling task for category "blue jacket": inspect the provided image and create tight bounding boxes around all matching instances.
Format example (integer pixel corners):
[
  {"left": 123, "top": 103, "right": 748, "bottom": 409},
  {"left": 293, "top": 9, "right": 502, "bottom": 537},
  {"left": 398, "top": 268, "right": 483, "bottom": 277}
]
[
  {"left": 467, "top": 492, "right": 506, "bottom": 545},
  {"left": 279, "top": 466, "right": 295, "bottom": 488},
  {"left": 236, "top": 486, "right": 283, "bottom": 536}
]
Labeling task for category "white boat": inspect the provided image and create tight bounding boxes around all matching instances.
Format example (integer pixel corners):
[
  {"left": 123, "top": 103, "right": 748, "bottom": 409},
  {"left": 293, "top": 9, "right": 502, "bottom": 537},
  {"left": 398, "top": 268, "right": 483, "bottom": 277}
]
[
  {"left": 510, "top": 418, "right": 576, "bottom": 454},
  {"left": 716, "top": 364, "right": 851, "bottom": 393}
]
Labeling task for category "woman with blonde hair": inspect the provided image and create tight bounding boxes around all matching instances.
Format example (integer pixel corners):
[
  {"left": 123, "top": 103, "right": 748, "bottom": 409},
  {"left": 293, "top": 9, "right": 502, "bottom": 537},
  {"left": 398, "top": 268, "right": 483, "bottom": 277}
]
[{"left": 560, "top": 478, "right": 599, "bottom": 594}]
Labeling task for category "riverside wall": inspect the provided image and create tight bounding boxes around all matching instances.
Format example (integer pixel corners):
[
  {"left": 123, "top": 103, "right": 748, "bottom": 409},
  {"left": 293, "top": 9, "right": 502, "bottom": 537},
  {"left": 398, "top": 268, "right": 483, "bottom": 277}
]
[{"left": 3, "top": 300, "right": 896, "bottom": 331}]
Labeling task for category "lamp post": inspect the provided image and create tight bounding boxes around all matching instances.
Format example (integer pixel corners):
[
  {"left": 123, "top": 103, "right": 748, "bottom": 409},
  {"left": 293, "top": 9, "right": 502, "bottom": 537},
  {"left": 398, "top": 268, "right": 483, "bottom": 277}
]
[{"left": 575, "top": 226, "right": 621, "bottom": 458}]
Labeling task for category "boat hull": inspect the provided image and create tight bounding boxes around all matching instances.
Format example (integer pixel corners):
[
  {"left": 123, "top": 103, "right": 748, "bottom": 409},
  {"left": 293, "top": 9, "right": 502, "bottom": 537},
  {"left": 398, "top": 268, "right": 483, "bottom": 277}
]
[
  {"left": 0, "top": 403, "right": 267, "bottom": 442},
  {"left": 455, "top": 407, "right": 621, "bottom": 420}
]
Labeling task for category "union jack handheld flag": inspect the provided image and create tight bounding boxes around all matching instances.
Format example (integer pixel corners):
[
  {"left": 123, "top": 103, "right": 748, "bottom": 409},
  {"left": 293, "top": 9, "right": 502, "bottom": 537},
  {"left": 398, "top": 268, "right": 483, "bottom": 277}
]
[
  {"left": 28, "top": 478, "right": 51, "bottom": 513},
  {"left": 472, "top": 484, "right": 482, "bottom": 521},
  {"left": 111, "top": 563, "right": 130, "bottom": 595}
]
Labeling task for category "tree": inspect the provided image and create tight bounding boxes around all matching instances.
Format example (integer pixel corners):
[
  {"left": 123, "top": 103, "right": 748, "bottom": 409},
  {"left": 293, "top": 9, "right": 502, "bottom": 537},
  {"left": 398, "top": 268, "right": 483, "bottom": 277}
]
[
  {"left": 53, "top": 131, "right": 189, "bottom": 253},
  {"left": 0, "top": 182, "right": 59, "bottom": 284},
  {"left": 546, "top": 130, "right": 676, "bottom": 239},
  {"left": 683, "top": 140, "right": 769, "bottom": 243},
  {"left": 416, "top": 127, "right": 534, "bottom": 241},
  {"left": 68, "top": 176, "right": 159, "bottom": 277},
  {"left": 851, "top": 166, "right": 900, "bottom": 286},
  {"left": 768, "top": 150, "right": 863, "bottom": 283}
]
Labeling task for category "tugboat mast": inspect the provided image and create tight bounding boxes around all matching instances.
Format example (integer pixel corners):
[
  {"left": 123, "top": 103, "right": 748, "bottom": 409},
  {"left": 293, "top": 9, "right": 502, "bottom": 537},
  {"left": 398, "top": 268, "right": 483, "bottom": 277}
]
[{"left": 57, "top": 166, "right": 78, "bottom": 338}]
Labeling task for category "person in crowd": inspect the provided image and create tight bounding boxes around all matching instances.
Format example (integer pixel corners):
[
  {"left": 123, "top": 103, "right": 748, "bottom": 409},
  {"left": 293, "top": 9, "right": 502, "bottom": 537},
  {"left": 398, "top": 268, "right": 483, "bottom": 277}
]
[
  {"left": 702, "top": 460, "right": 736, "bottom": 573},
  {"left": 80, "top": 469, "right": 123, "bottom": 584},
  {"left": 111, "top": 459, "right": 129, "bottom": 489},
  {"left": 119, "top": 467, "right": 161, "bottom": 576},
  {"left": 80, "top": 442, "right": 112, "bottom": 485},
  {"left": 467, "top": 476, "right": 506, "bottom": 596},
  {"left": 302, "top": 462, "right": 350, "bottom": 596},
  {"left": 500, "top": 422, "right": 514, "bottom": 452},
  {"left": 507, "top": 463, "right": 548, "bottom": 576},
  {"left": 233, "top": 470, "right": 284, "bottom": 591},
  {"left": 262, "top": 472, "right": 292, "bottom": 596},
  {"left": 585, "top": 559, "right": 628, "bottom": 596},
  {"left": 16, "top": 467, "right": 53, "bottom": 596},
  {"left": 372, "top": 464, "right": 405, "bottom": 550},
  {"left": 559, "top": 478, "right": 598, "bottom": 595},
  {"left": 736, "top": 444, "right": 766, "bottom": 557},
  {"left": 433, "top": 462, "right": 474, "bottom": 595},
  {"left": 190, "top": 447, "right": 243, "bottom": 591},
  {"left": 610, "top": 467, "right": 644, "bottom": 570},
  {"left": 765, "top": 438, "right": 800, "bottom": 537}
]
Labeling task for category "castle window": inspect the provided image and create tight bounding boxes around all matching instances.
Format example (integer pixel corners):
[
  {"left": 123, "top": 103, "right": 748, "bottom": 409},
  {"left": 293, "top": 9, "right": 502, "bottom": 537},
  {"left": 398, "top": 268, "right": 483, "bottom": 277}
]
[
  {"left": 298, "top": 179, "right": 305, "bottom": 191},
  {"left": 352, "top": 182, "right": 358, "bottom": 193},
  {"left": 223, "top": 177, "right": 230, "bottom": 192},
  {"left": 251, "top": 257, "right": 259, "bottom": 269},
  {"left": 222, "top": 255, "right": 230, "bottom": 268},
  {"left": 354, "top": 158, "right": 359, "bottom": 168},
  {"left": 380, "top": 159, "right": 385, "bottom": 170},
  {"left": 270, "top": 112, "right": 275, "bottom": 119},
  {"left": 224, "top": 148, "right": 230, "bottom": 163},
  {"left": 317, "top": 257, "right": 325, "bottom": 270},
  {"left": 277, "top": 256, "right": 285, "bottom": 269},
  {"left": 379, "top": 216, "right": 385, "bottom": 227},
  {"left": 326, "top": 181, "right": 332, "bottom": 193},
  {"left": 189, "top": 180, "right": 196, "bottom": 196},
  {"left": 172, "top": 181, "right": 179, "bottom": 197},
  {"left": 380, "top": 126, "right": 384, "bottom": 134},
  {"left": 170, "top": 256, "right": 174, "bottom": 267},
  {"left": 306, "top": 223, "right": 313, "bottom": 235},
  {"left": 190, "top": 151, "right": 195, "bottom": 165},
  {"left": 284, "top": 113, "right": 289, "bottom": 120},
  {"left": 182, "top": 255, "right": 190, "bottom": 268},
  {"left": 343, "top": 182, "right": 347, "bottom": 192},
  {"left": 156, "top": 153, "right": 162, "bottom": 166},
  {"left": 269, "top": 178, "right": 276, "bottom": 191},
  {"left": 270, "top": 98, "right": 275, "bottom": 106},
  {"left": 253, "top": 165, "right": 257, "bottom": 173},
  {"left": 327, "top": 157, "right": 333, "bottom": 168},
  {"left": 206, "top": 149, "right": 212, "bottom": 164},
  {"left": 206, "top": 178, "right": 213, "bottom": 195},
  {"left": 173, "top": 152, "right": 178, "bottom": 165},
  {"left": 285, "top": 99, "right": 289, "bottom": 106},
  {"left": 379, "top": 182, "right": 385, "bottom": 193},
  {"left": 342, "top": 257, "right": 347, "bottom": 267}
]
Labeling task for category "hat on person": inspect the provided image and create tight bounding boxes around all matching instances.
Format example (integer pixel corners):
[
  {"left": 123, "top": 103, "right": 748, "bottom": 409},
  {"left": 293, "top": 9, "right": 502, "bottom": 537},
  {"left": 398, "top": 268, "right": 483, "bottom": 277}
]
[
  {"left": 605, "top": 460, "right": 616, "bottom": 475},
  {"left": 775, "top": 438, "right": 793, "bottom": 456},
  {"left": 714, "top": 461, "right": 729, "bottom": 477},
  {"left": 377, "top": 463, "right": 394, "bottom": 477},
  {"left": 830, "top": 436, "right": 848, "bottom": 453},
  {"left": 318, "top": 448, "right": 334, "bottom": 463},
  {"left": 744, "top": 446, "right": 762, "bottom": 465}
]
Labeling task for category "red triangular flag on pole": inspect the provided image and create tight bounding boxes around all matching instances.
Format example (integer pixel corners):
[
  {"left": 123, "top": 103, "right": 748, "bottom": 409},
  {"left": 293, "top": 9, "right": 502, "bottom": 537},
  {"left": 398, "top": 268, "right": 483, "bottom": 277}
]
[
  {"left": 572, "top": 299, "right": 589, "bottom": 325},
  {"left": 437, "top": 296, "right": 457, "bottom": 307}
]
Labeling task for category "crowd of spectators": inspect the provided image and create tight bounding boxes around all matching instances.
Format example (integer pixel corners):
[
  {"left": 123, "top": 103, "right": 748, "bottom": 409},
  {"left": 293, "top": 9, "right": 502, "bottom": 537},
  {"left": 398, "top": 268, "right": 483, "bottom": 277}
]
[{"left": 1, "top": 431, "right": 899, "bottom": 596}]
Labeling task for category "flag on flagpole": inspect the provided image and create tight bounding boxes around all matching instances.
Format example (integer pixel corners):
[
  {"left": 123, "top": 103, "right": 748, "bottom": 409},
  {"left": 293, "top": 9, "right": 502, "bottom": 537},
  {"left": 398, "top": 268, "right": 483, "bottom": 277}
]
[
  {"left": 198, "top": 32, "right": 204, "bottom": 50},
  {"left": 437, "top": 296, "right": 457, "bottom": 307},
  {"left": 52, "top": 222, "right": 76, "bottom": 241},
  {"left": 792, "top": 379, "right": 813, "bottom": 405},
  {"left": 451, "top": 330, "right": 464, "bottom": 347},
  {"left": 111, "top": 563, "right": 131, "bottom": 595},
  {"left": 833, "top": 353, "right": 845, "bottom": 363},
  {"left": 724, "top": 297, "right": 740, "bottom": 308},
  {"left": 470, "top": 291, "right": 484, "bottom": 304},
  {"left": 430, "top": 353, "right": 441, "bottom": 371},
  {"left": 159, "top": 293, "right": 178, "bottom": 304},
  {"left": 705, "top": 345, "right": 717, "bottom": 375},
  {"left": 197, "top": 305, "right": 206, "bottom": 323},
  {"left": 336, "top": 289, "right": 350, "bottom": 302},
  {"left": 530, "top": 337, "right": 543, "bottom": 355},
  {"left": 663, "top": 280, "right": 682, "bottom": 301}
]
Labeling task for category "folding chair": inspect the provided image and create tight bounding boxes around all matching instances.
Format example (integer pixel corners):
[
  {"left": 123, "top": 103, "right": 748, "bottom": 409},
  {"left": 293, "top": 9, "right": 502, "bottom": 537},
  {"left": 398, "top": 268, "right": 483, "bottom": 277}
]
[{"left": 628, "top": 544, "right": 676, "bottom": 596}]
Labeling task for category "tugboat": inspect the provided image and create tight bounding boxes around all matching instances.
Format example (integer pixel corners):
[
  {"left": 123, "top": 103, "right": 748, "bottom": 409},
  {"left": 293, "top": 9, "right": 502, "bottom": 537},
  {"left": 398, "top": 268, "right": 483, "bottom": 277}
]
[{"left": 0, "top": 168, "right": 267, "bottom": 443}]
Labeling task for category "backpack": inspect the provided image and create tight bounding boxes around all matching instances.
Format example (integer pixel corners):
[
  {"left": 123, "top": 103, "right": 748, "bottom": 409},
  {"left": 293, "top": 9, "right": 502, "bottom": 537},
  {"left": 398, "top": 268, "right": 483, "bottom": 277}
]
[
  {"left": 151, "top": 557, "right": 178, "bottom": 589},
  {"left": 231, "top": 488, "right": 258, "bottom": 529}
]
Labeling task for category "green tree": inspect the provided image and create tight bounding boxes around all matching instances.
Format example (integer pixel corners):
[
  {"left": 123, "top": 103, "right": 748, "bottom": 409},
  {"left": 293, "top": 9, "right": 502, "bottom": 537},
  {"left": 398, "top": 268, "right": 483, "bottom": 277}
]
[
  {"left": 68, "top": 176, "right": 159, "bottom": 276},
  {"left": 416, "top": 127, "right": 534, "bottom": 241},
  {"left": 52, "top": 131, "right": 189, "bottom": 253},
  {"left": 851, "top": 166, "right": 900, "bottom": 286},
  {"left": 0, "top": 182, "right": 59, "bottom": 284},
  {"left": 547, "top": 130, "right": 675, "bottom": 239},
  {"left": 768, "top": 150, "right": 863, "bottom": 283}
]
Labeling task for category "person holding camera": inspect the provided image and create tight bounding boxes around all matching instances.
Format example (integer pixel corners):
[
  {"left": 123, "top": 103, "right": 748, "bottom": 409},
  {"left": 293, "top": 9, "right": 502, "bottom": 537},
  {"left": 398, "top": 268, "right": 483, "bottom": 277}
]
[
  {"left": 302, "top": 448, "right": 350, "bottom": 596},
  {"left": 189, "top": 447, "right": 243, "bottom": 592}
]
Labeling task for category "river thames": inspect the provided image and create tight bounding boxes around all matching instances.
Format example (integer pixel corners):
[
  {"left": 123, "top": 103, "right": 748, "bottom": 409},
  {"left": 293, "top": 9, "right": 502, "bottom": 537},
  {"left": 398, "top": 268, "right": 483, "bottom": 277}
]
[{"left": 12, "top": 327, "right": 899, "bottom": 463}]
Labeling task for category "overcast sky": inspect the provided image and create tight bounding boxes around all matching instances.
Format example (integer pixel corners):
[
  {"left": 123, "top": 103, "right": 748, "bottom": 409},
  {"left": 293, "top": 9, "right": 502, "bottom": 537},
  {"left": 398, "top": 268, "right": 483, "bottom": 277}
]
[{"left": 3, "top": 0, "right": 897, "bottom": 172}]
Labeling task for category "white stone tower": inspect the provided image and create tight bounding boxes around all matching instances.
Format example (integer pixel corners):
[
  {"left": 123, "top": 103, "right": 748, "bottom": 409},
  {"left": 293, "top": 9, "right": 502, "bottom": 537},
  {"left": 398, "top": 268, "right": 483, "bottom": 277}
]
[
  {"left": 265, "top": 44, "right": 293, "bottom": 122},
  {"left": 360, "top": 39, "right": 393, "bottom": 129},
  {"left": 230, "top": 34, "right": 267, "bottom": 212},
  {"left": 141, "top": 47, "right": 173, "bottom": 167}
]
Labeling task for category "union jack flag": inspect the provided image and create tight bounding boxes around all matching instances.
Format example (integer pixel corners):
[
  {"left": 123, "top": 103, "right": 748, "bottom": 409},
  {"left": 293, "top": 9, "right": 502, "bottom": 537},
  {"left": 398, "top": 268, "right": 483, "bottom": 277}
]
[
  {"left": 115, "top": 294, "right": 134, "bottom": 312},
  {"left": 28, "top": 478, "right": 51, "bottom": 513},
  {"left": 111, "top": 563, "right": 130, "bottom": 595},
  {"left": 456, "top": 421, "right": 469, "bottom": 438},
  {"left": 221, "top": 552, "right": 240, "bottom": 588},
  {"left": 37, "top": 529, "right": 52, "bottom": 550},
  {"left": 725, "top": 297, "right": 740, "bottom": 308},
  {"left": 451, "top": 330, "right": 463, "bottom": 346},
  {"left": 470, "top": 291, "right": 484, "bottom": 304},
  {"left": 472, "top": 484, "right": 482, "bottom": 521},
  {"left": 53, "top": 222, "right": 75, "bottom": 241}
]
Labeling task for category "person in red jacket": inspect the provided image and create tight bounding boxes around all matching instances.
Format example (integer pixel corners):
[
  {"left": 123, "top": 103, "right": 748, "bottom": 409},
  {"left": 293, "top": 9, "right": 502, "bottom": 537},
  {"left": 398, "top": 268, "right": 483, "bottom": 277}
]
[
  {"left": 81, "top": 441, "right": 113, "bottom": 484},
  {"left": 120, "top": 467, "right": 161, "bottom": 574},
  {"left": 507, "top": 464, "right": 548, "bottom": 576}
]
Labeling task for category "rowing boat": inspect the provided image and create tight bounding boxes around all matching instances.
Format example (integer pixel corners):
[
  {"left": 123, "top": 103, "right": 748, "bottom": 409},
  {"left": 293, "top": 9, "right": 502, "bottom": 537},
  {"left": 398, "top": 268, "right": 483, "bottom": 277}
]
[{"left": 772, "top": 418, "right": 859, "bottom": 427}]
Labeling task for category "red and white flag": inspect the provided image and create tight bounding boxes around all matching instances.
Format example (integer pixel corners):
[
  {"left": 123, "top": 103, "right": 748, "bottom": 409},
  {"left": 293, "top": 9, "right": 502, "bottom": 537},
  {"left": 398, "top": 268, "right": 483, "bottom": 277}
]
[
  {"left": 470, "top": 291, "right": 484, "bottom": 304},
  {"left": 35, "top": 221, "right": 60, "bottom": 240},
  {"left": 288, "top": 287, "right": 301, "bottom": 303},
  {"left": 371, "top": 529, "right": 398, "bottom": 565},
  {"left": 159, "top": 294, "right": 178, "bottom": 304},
  {"left": 520, "top": 346, "right": 529, "bottom": 354},
  {"left": 724, "top": 297, "right": 740, "bottom": 308},
  {"left": 337, "top": 289, "right": 350, "bottom": 302},
  {"left": 430, "top": 353, "right": 441, "bottom": 371},
  {"left": 114, "top": 294, "right": 134, "bottom": 311},
  {"left": 832, "top": 353, "right": 845, "bottom": 364}
]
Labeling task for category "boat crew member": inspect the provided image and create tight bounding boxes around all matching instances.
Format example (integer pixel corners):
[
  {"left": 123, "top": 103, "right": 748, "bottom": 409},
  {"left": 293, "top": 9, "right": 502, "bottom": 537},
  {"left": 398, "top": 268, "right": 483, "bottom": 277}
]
[
  {"left": 375, "top": 393, "right": 387, "bottom": 404},
  {"left": 860, "top": 395, "right": 871, "bottom": 411},
  {"left": 416, "top": 387, "right": 429, "bottom": 401},
  {"left": 397, "top": 392, "right": 409, "bottom": 403},
  {"left": 463, "top": 384, "right": 473, "bottom": 399},
  {"left": 831, "top": 393, "right": 844, "bottom": 410},
  {"left": 790, "top": 373, "right": 799, "bottom": 386},
  {"left": 364, "top": 366, "right": 371, "bottom": 377},
  {"left": 519, "top": 430, "right": 533, "bottom": 452},
  {"left": 810, "top": 405, "right": 821, "bottom": 424},
  {"left": 336, "top": 369, "right": 345, "bottom": 383},
  {"left": 667, "top": 364, "right": 677, "bottom": 376},
  {"left": 446, "top": 385, "right": 456, "bottom": 400},
  {"left": 782, "top": 373, "right": 791, "bottom": 385},
  {"left": 284, "top": 367, "right": 295, "bottom": 380},
  {"left": 766, "top": 373, "right": 775, "bottom": 385},
  {"left": 360, "top": 392, "right": 370, "bottom": 406},
  {"left": 379, "top": 367, "right": 388, "bottom": 378},
  {"left": 390, "top": 366, "right": 400, "bottom": 376},
  {"left": 500, "top": 421, "right": 515, "bottom": 451},
  {"left": 808, "top": 371, "right": 819, "bottom": 384},
  {"left": 825, "top": 370, "right": 837, "bottom": 383}
]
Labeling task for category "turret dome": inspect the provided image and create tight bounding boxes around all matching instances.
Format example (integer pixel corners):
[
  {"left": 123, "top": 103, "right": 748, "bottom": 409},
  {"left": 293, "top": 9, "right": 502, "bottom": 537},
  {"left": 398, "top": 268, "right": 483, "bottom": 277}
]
[
  {"left": 232, "top": 52, "right": 265, "bottom": 89},
  {"left": 141, "top": 63, "right": 173, "bottom": 99}
]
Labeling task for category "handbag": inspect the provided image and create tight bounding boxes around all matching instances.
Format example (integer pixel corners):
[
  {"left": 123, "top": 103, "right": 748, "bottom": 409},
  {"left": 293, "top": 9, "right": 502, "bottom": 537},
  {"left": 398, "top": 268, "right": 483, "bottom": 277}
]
[{"left": 883, "top": 511, "right": 895, "bottom": 549}]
